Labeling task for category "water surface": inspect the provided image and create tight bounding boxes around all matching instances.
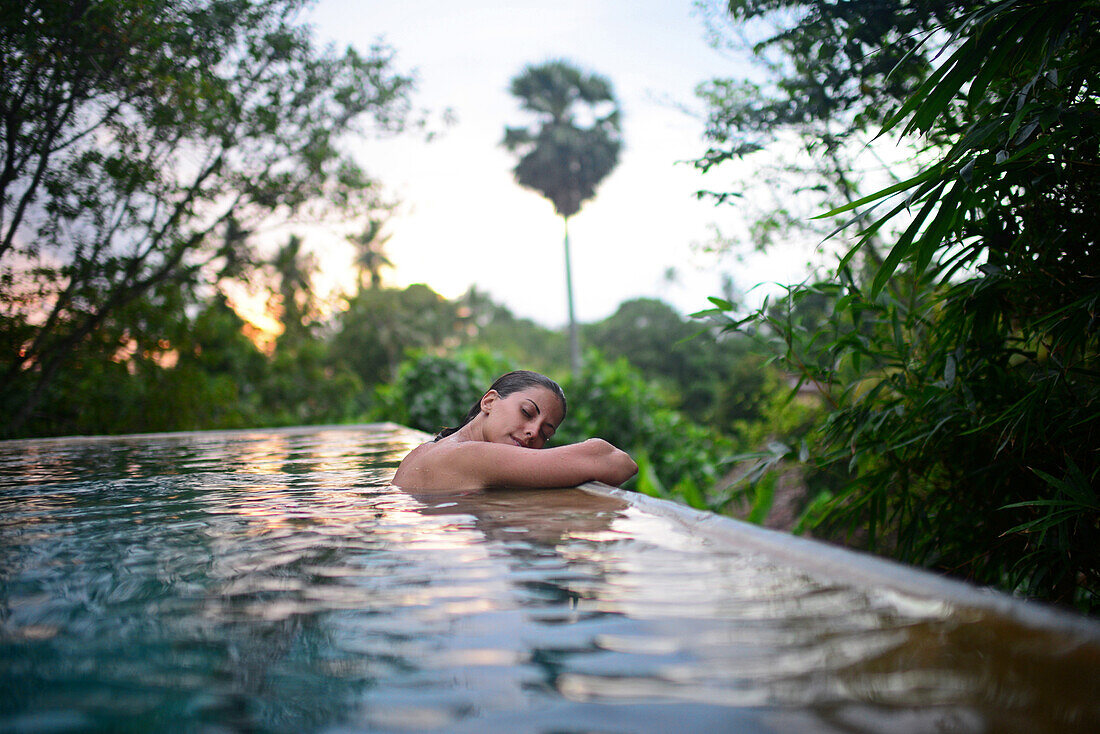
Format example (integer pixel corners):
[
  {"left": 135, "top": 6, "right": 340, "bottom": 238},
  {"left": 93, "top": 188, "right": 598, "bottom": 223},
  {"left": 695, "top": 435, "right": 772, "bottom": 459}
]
[{"left": 1, "top": 424, "right": 1098, "bottom": 733}]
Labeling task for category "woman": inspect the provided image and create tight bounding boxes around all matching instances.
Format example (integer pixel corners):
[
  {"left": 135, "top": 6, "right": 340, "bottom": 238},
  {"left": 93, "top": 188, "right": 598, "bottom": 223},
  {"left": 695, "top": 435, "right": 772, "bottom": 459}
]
[{"left": 392, "top": 370, "right": 637, "bottom": 490}]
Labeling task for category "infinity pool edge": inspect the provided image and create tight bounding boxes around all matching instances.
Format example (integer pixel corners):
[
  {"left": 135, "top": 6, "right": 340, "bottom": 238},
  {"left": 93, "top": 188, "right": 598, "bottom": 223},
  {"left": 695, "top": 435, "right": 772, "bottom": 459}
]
[{"left": 579, "top": 481, "right": 1100, "bottom": 645}]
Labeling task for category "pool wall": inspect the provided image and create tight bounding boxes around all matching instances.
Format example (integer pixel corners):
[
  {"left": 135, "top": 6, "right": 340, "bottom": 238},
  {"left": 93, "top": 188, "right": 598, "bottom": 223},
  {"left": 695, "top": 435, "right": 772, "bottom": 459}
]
[{"left": 579, "top": 481, "right": 1100, "bottom": 644}]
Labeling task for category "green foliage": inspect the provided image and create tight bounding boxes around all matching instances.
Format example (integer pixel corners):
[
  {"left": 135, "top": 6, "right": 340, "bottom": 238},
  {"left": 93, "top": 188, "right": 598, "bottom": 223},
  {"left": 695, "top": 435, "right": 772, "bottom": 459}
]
[
  {"left": 269, "top": 234, "right": 321, "bottom": 348},
  {"left": 744, "top": 472, "right": 777, "bottom": 525},
  {"left": 259, "top": 339, "right": 365, "bottom": 427},
  {"left": 457, "top": 286, "right": 570, "bottom": 374},
  {"left": 693, "top": 0, "right": 1000, "bottom": 281},
  {"left": 698, "top": 0, "right": 975, "bottom": 157},
  {"left": 828, "top": 0, "right": 1100, "bottom": 304},
  {"left": 633, "top": 451, "right": 711, "bottom": 511},
  {"left": 13, "top": 288, "right": 271, "bottom": 436},
  {"left": 330, "top": 284, "right": 463, "bottom": 387},
  {"left": 706, "top": 259, "right": 1099, "bottom": 609},
  {"left": 581, "top": 297, "right": 780, "bottom": 435},
  {"left": 159, "top": 293, "right": 269, "bottom": 429},
  {"left": 372, "top": 349, "right": 517, "bottom": 434},
  {"left": 2, "top": 277, "right": 588, "bottom": 440},
  {"left": 347, "top": 217, "right": 394, "bottom": 291},
  {"left": 633, "top": 453, "right": 667, "bottom": 499},
  {"left": 700, "top": 0, "right": 1100, "bottom": 611}
]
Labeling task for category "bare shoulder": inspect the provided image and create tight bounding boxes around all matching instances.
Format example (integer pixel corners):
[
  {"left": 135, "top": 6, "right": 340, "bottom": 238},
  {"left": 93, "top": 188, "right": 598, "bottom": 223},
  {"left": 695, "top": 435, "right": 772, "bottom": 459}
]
[
  {"left": 392, "top": 438, "right": 483, "bottom": 490},
  {"left": 391, "top": 440, "right": 440, "bottom": 487}
]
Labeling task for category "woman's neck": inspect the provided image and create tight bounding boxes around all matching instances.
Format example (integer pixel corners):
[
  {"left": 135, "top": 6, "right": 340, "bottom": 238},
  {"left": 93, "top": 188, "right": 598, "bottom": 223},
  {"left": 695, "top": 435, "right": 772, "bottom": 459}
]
[{"left": 451, "top": 421, "right": 484, "bottom": 443}]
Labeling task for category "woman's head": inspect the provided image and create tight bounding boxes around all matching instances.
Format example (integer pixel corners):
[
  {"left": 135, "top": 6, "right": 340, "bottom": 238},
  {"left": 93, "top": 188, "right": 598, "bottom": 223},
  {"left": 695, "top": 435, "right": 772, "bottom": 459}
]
[{"left": 435, "top": 370, "right": 566, "bottom": 444}]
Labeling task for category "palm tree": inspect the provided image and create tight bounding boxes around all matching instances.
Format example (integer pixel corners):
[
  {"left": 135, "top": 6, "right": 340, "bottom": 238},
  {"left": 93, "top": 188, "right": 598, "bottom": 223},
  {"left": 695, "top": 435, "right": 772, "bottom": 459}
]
[
  {"left": 270, "top": 234, "right": 319, "bottom": 346},
  {"left": 503, "top": 60, "right": 622, "bottom": 376},
  {"left": 347, "top": 217, "right": 393, "bottom": 291}
]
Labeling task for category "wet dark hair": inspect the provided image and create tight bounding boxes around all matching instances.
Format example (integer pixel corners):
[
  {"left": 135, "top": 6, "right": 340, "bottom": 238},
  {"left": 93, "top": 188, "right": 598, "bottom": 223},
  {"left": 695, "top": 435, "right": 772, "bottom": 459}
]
[{"left": 434, "top": 370, "right": 567, "bottom": 441}]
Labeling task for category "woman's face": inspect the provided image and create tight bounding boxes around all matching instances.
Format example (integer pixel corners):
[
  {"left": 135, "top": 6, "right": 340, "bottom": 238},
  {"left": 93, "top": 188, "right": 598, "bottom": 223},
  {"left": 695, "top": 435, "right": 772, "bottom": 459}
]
[{"left": 483, "top": 386, "right": 564, "bottom": 449}]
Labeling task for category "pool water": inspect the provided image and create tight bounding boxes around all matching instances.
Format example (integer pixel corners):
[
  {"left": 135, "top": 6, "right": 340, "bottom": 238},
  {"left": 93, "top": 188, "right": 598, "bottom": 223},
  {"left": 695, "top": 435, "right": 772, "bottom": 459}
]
[{"left": 1, "top": 424, "right": 1098, "bottom": 733}]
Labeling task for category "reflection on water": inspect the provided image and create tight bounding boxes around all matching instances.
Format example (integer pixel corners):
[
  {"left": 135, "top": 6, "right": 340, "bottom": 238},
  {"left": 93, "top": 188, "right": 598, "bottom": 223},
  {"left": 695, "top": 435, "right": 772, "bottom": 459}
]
[{"left": 1, "top": 424, "right": 1098, "bottom": 733}]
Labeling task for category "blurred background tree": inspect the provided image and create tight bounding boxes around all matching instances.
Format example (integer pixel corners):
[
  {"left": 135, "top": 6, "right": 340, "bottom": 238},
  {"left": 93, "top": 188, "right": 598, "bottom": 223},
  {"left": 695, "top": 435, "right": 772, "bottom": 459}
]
[
  {"left": 330, "top": 283, "right": 463, "bottom": 389},
  {"left": 455, "top": 286, "right": 570, "bottom": 375},
  {"left": 347, "top": 217, "right": 394, "bottom": 291},
  {"left": 503, "top": 60, "right": 622, "bottom": 376},
  {"left": 582, "top": 297, "right": 772, "bottom": 430},
  {"left": 268, "top": 234, "right": 320, "bottom": 350}
]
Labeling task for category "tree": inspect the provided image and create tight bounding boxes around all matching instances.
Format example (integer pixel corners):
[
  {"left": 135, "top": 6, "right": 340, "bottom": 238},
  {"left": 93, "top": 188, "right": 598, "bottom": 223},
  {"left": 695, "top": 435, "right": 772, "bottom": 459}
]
[
  {"left": 0, "top": 0, "right": 416, "bottom": 437},
  {"left": 16, "top": 283, "right": 272, "bottom": 437},
  {"left": 695, "top": 0, "right": 978, "bottom": 165},
  {"left": 330, "top": 284, "right": 462, "bottom": 387},
  {"left": 347, "top": 216, "right": 393, "bottom": 290},
  {"left": 269, "top": 234, "right": 319, "bottom": 347},
  {"left": 693, "top": 0, "right": 987, "bottom": 271},
  {"left": 502, "top": 60, "right": 622, "bottom": 376},
  {"left": 456, "top": 286, "right": 569, "bottom": 374},
  {"left": 584, "top": 297, "right": 774, "bottom": 430}
]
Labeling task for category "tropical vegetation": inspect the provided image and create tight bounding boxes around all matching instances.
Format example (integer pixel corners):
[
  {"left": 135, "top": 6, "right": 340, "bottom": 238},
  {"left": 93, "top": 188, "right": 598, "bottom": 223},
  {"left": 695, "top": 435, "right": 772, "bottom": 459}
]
[{"left": 695, "top": 0, "right": 1099, "bottom": 611}]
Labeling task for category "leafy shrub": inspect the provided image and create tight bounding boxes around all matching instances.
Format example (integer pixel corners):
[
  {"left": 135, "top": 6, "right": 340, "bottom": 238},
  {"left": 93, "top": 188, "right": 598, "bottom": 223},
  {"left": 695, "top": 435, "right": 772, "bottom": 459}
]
[{"left": 372, "top": 350, "right": 516, "bottom": 434}]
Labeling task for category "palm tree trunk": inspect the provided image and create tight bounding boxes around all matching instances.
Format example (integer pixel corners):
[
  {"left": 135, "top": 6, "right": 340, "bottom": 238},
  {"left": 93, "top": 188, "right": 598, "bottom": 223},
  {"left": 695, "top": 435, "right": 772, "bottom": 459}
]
[{"left": 562, "top": 216, "right": 580, "bottom": 377}]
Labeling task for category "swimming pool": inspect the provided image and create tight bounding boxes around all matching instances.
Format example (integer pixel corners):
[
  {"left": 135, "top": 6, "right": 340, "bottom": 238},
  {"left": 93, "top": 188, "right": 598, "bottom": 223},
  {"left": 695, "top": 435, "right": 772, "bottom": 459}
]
[{"left": 2, "top": 423, "right": 1098, "bottom": 732}]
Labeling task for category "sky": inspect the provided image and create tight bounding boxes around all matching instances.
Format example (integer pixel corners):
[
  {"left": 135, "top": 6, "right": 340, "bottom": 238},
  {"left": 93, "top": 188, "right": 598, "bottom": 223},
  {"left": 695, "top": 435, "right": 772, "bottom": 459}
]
[{"left": 299, "top": 0, "right": 813, "bottom": 328}]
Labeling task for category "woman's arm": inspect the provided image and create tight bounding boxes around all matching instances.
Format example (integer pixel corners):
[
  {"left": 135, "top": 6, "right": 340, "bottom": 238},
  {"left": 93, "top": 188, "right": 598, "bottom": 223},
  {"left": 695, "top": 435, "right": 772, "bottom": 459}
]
[{"left": 448, "top": 438, "right": 637, "bottom": 489}]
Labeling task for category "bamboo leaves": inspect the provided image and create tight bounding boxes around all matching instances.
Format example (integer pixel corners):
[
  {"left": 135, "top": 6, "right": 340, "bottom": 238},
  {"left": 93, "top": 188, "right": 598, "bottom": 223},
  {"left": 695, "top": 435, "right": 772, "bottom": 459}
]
[{"left": 698, "top": 0, "right": 1100, "bottom": 611}]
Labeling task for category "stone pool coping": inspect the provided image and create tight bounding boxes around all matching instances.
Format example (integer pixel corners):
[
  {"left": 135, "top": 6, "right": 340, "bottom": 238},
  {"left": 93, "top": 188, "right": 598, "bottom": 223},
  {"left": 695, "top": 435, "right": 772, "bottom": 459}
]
[{"left": 579, "top": 481, "right": 1100, "bottom": 644}]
